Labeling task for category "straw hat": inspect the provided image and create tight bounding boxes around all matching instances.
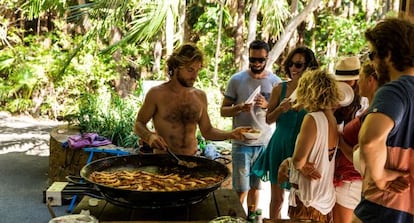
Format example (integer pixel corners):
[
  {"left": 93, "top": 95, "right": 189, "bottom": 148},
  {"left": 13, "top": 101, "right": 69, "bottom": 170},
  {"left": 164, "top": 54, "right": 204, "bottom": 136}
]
[
  {"left": 335, "top": 56, "right": 361, "bottom": 81},
  {"left": 337, "top": 82, "right": 355, "bottom": 107}
]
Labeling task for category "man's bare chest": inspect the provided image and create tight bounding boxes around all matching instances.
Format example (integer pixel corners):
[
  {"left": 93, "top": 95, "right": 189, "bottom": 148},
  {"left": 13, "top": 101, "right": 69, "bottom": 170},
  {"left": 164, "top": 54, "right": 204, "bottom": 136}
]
[{"left": 157, "top": 94, "right": 202, "bottom": 124}]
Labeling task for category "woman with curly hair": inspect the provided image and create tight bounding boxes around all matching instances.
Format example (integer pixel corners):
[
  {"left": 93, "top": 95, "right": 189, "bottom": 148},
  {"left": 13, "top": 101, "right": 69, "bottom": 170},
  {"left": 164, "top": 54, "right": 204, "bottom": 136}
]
[{"left": 278, "top": 69, "right": 342, "bottom": 223}]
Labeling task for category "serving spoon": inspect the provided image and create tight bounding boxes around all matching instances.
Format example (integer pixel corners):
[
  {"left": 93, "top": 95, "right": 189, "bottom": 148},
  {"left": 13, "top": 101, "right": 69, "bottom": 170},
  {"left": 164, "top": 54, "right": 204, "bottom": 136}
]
[{"left": 166, "top": 147, "right": 198, "bottom": 168}]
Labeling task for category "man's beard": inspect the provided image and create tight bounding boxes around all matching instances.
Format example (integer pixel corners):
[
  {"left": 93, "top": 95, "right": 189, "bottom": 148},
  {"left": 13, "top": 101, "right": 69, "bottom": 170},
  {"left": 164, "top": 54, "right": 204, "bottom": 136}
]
[
  {"left": 376, "top": 58, "right": 391, "bottom": 81},
  {"left": 177, "top": 72, "right": 194, "bottom": 88},
  {"left": 250, "top": 63, "right": 266, "bottom": 74}
]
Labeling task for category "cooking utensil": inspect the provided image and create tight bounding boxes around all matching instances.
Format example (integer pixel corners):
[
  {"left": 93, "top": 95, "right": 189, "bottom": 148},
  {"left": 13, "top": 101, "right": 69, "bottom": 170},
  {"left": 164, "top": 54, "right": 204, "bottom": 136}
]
[
  {"left": 166, "top": 147, "right": 197, "bottom": 168},
  {"left": 70, "top": 154, "right": 229, "bottom": 208}
]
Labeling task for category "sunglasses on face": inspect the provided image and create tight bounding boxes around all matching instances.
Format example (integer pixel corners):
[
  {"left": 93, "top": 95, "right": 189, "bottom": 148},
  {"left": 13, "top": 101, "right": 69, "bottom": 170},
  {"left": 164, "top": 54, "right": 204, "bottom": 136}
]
[
  {"left": 249, "top": 57, "right": 266, "bottom": 63},
  {"left": 368, "top": 51, "right": 376, "bottom": 61},
  {"left": 289, "top": 62, "right": 305, "bottom": 69}
]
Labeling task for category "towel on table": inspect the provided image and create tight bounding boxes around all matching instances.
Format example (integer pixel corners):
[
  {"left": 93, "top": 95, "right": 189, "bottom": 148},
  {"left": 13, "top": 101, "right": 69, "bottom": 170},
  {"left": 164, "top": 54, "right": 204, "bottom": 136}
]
[{"left": 68, "top": 133, "right": 112, "bottom": 149}]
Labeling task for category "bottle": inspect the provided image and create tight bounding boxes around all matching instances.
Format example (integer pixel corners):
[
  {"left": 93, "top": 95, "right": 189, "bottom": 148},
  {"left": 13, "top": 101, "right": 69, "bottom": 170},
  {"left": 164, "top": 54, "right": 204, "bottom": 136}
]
[
  {"left": 248, "top": 212, "right": 256, "bottom": 223},
  {"left": 255, "top": 209, "right": 263, "bottom": 223},
  {"left": 247, "top": 205, "right": 256, "bottom": 223}
]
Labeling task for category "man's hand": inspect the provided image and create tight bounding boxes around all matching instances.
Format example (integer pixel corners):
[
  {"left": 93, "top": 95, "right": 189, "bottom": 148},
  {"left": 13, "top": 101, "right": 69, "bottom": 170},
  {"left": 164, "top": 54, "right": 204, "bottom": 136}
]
[
  {"left": 254, "top": 94, "right": 268, "bottom": 109},
  {"left": 231, "top": 126, "right": 251, "bottom": 140},
  {"left": 374, "top": 169, "right": 410, "bottom": 193},
  {"left": 148, "top": 133, "right": 168, "bottom": 151},
  {"left": 278, "top": 98, "right": 292, "bottom": 113},
  {"left": 237, "top": 103, "right": 252, "bottom": 113}
]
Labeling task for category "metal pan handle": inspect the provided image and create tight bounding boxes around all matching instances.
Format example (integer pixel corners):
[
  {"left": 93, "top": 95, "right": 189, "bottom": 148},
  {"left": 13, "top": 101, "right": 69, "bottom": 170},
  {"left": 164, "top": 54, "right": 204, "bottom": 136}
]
[{"left": 65, "top": 175, "right": 88, "bottom": 185}]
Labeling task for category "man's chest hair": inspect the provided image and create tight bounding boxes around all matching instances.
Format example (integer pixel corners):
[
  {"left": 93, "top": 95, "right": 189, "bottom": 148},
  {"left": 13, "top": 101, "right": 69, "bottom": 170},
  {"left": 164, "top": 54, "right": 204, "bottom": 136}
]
[{"left": 161, "top": 101, "right": 202, "bottom": 124}]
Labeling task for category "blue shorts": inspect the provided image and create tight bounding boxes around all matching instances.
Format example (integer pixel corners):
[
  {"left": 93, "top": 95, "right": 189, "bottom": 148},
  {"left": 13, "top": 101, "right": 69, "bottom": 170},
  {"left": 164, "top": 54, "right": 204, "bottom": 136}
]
[{"left": 231, "top": 144, "right": 264, "bottom": 192}]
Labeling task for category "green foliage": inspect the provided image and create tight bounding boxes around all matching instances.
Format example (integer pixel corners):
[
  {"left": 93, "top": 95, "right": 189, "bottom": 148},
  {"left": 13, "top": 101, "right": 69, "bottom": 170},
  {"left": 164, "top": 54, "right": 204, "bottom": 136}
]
[
  {"left": 77, "top": 91, "right": 141, "bottom": 148},
  {"left": 0, "top": 0, "right": 394, "bottom": 147},
  {"left": 0, "top": 36, "right": 48, "bottom": 112},
  {"left": 0, "top": 26, "right": 123, "bottom": 117},
  {"left": 193, "top": 4, "right": 236, "bottom": 88},
  {"left": 312, "top": 8, "right": 377, "bottom": 65},
  {"left": 7, "top": 98, "right": 33, "bottom": 113}
]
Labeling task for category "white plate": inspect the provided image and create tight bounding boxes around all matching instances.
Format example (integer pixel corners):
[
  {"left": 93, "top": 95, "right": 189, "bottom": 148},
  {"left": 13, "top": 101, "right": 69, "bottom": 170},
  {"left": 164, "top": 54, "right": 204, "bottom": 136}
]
[
  {"left": 209, "top": 216, "right": 249, "bottom": 223},
  {"left": 245, "top": 86, "right": 261, "bottom": 104},
  {"left": 337, "top": 82, "right": 355, "bottom": 107},
  {"left": 288, "top": 89, "right": 297, "bottom": 102},
  {"left": 242, "top": 131, "right": 262, "bottom": 139},
  {"left": 49, "top": 214, "right": 98, "bottom": 223}
]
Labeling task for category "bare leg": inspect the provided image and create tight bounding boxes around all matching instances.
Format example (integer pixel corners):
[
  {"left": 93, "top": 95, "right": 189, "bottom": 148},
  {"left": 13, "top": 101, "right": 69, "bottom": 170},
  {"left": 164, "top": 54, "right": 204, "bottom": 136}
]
[
  {"left": 351, "top": 212, "right": 362, "bottom": 223},
  {"left": 333, "top": 203, "right": 353, "bottom": 223},
  {"left": 237, "top": 191, "right": 248, "bottom": 205},
  {"left": 269, "top": 183, "right": 284, "bottom": 219},
  {"left": 246, "top": 188, "right": 259, "bottom": 213}
]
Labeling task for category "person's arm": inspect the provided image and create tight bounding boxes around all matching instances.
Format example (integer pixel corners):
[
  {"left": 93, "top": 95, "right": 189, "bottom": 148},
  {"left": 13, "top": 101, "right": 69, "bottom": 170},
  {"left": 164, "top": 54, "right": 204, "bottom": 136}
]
[
  {"left": 291, "top": 114, "right": 321, "bottom": 179},
  {"left": 254, "top": 93, "right": 269, "bottom": 109},
  {"left": 220, "top": 97, "right": 251, "bottom": 117},
  {"left": 358, "top": 113, "right": 409, "bottom": 191},
  {"left": 338, "top": 135, "right": 354, "bottom": 162},
  {"left": 199, "top": 92, "right": 248, "bottom": 141},
  {"left": 278, "top": 158, "right": 291, "bottom": 184},
  {"left": 134, "top": 89, "right": 168, "bottom": 150},
  {"left": 266, "top": 85, "right": 289, "bottom": 124}
]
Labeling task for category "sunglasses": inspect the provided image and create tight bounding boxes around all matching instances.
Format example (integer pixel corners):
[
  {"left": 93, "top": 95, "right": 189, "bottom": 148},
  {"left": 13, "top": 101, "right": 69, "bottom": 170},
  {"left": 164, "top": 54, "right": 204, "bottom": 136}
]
[
  {"left": 289, "top": 62, "right": 305, "bottom": 69},
  {"left": 249, "top": 57, "right": 266, "bottom": 63},
  {"left": 368, "top": 51, "right": 376, "bottom": 61}
]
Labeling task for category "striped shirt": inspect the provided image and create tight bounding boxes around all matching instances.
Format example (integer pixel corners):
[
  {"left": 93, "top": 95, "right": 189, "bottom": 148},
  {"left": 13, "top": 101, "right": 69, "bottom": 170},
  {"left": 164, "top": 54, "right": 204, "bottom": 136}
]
[{"left": 354, "top": 75, "right": 414, "bottom": 222}]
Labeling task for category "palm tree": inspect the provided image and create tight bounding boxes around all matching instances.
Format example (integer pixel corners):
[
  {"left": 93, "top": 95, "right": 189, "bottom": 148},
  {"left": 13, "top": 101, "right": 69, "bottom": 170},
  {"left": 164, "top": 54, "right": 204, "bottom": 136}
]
[{"left": 265, "top": 0, "right": 321, "bottom": 71}]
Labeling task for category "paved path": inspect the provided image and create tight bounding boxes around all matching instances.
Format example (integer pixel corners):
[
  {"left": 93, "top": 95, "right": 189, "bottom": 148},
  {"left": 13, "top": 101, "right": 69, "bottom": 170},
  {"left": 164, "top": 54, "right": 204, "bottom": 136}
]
[{"left": 0, "top": 111, "right": 66, "bottom": 223}]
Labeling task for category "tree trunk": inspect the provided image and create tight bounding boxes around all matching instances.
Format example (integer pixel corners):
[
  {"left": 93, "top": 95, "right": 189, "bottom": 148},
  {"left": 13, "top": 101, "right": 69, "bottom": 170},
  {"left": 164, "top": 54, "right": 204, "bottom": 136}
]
[
  {"left": 400, "top": 0, "right": 414, "bottom": 21},
  {"left": 178, "top": 0, "right": 186, "bottom": 44},
  {"left": 288, "top": 0, "right": 300, "bottom": 54},
  {"left": 266, "top": 0, "right": 321, "bottom": 71},
  {"left": 241, "top": 0, "right": 259, "bottom": 70},
  {"left": 234, "top": 0, "right": 245, "bottom": 71},
  {"left": 111, "top": 27, "right": 136, "bottom": 98},
  {"left": 153, "top": 39, "right": 163, "bottom": 78},
  {"left": 366, "top": 0, "right": 376, "bottom": 21},
  {"left": 213, "top": 2, "right": 224, "bottom": 86},
  {"left": 76, "top": 0, "right": 90, "bottom": 34},
  {"left": 166, "top": 7, "right": 174, "bottom": 56}
]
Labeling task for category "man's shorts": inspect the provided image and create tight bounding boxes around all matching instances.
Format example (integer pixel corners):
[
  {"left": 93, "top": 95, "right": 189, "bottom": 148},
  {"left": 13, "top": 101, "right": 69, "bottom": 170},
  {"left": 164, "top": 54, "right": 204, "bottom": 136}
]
[
  {"left": 231, "top": 144, "right": 264, "bottom": 192},
  {"left": 335, "top": 180, "right": 362, "bottom": 209}
]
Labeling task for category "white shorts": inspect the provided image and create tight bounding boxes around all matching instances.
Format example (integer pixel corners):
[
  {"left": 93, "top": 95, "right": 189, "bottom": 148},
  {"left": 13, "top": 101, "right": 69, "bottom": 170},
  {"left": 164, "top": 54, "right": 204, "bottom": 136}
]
[{"left": 335, "top": 180, "right": 362, "bottom": 209}]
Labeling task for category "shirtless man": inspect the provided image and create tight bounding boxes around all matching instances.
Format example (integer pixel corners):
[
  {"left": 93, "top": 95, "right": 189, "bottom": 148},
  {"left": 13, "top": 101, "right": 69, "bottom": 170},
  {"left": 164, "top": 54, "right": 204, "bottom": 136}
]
[{"left": 134, "top": 43, "right": 248, "bottom": 156}]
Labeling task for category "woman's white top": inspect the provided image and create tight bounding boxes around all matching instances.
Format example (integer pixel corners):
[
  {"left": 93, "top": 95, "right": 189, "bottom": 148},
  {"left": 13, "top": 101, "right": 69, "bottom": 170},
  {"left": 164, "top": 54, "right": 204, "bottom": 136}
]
[{"left": 289, "top": 111, "right": 337, "bottom": 215}]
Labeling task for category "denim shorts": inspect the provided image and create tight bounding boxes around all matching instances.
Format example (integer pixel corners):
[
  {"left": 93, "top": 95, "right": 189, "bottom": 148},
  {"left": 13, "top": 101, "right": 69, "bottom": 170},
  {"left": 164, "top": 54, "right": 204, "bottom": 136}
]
[{"left": 231, "top": 144, "right": 264, "bottom": 192}]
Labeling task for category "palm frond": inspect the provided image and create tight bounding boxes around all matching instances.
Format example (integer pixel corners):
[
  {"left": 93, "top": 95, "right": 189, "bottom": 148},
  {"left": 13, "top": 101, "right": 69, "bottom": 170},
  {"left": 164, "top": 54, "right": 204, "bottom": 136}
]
[
  {"left": 101, "top": 1, "right": 170, "bottom": 54},
  {"left": 20, "top": 0, "right": 67, "bottom": 20},
  {"left": 260, "top": 0, "right": 291, "bottom": 39}
]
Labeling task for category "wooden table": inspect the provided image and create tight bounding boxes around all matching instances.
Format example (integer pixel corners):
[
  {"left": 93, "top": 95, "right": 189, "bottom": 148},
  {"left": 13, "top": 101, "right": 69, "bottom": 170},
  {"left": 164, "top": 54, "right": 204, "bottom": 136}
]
[{"left": 73, "top": 189, "right": 246, "bottom": 223}]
